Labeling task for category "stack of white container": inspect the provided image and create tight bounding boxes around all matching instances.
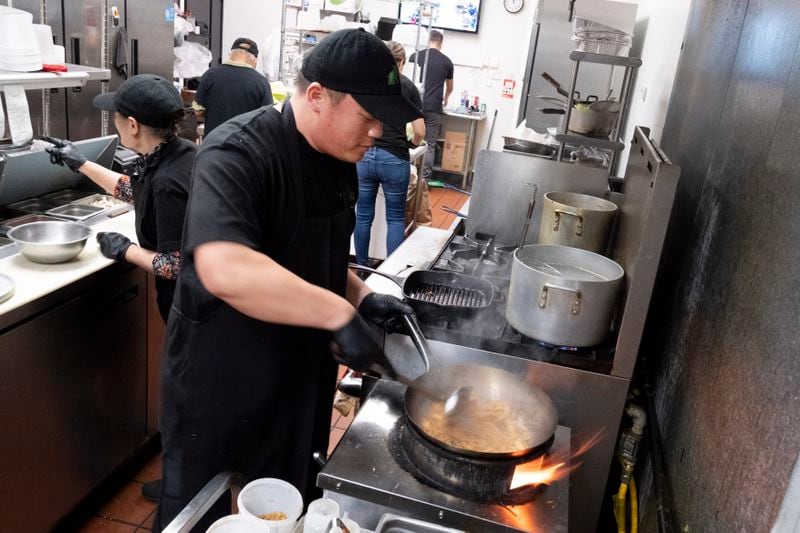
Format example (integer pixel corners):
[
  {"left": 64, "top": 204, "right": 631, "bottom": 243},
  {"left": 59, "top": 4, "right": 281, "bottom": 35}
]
[
  {"left": 571, "top": 16, "right": 633, "bottom": 57},
  {"left": 0, "top": 6, "right": 65, "bottom": 72}
]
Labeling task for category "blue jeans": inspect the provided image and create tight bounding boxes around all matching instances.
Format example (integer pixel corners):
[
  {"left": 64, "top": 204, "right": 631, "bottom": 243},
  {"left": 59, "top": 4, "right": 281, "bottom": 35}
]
[{"left": 355, "top": 147, "right": 410, "bottom": 265}]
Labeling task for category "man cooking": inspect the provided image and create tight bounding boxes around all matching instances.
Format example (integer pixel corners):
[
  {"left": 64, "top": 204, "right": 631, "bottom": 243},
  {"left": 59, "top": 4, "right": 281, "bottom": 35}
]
[{"left": 154, "top": 29, "right": 421, "bottom": 531}]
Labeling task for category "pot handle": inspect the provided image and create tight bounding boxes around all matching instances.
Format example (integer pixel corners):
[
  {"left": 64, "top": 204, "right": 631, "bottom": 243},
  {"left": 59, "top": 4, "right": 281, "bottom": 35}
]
[
  {"left": 539, "top": 283, "right": 582, "bottom": 315},
  {"left": 552, "top": 208, "right": 584, "bottom": 236}
]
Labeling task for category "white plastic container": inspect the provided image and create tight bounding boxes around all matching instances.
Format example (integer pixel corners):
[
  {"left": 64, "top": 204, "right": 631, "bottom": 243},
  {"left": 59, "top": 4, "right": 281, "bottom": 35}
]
[
  {"left": 303, "top": 498, "right": 340, "bottom": 533},
  {"left": 0, "top": 6, "right": 42, "bottom": 71},
  {"left": 206, "top": 514, "right": 266, "bottom": 533},
  {"left": 237, "top": 478, "right": 303, "bottom": 533},
  {"left": 32, "top": 24, "right": 58, "bottom": 63}
]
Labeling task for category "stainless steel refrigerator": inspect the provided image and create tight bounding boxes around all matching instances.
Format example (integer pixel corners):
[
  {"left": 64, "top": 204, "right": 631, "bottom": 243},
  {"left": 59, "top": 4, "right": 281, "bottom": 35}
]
[{"left": 14, "top": 0, "right": 174, "bottom": 140}]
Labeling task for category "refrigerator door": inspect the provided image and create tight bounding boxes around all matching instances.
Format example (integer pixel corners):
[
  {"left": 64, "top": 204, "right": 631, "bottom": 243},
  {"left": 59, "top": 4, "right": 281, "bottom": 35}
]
[
  {"left": 64, "top": 0, "right": 106, "bottom": 140},
  {"left": 12, "top": 0, "right": 68, "bottom": 139},
  {"left": 126, "top": 0, "right": 175, "bottom": 80},
  {"left": 521, "top": 0, "right": 637, "bottom": 133}
]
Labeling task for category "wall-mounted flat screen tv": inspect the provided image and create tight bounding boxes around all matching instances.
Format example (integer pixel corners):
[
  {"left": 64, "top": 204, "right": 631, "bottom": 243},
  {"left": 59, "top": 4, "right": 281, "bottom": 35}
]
[{"left": 398, "top": 1, "right": 482, "bottom": 34}]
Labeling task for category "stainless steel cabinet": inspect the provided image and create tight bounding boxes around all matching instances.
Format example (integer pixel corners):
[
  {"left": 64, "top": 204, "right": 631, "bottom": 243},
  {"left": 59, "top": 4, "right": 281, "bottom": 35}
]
[{"left": 0, "top": 267, "right": 148, "bottom": 532}]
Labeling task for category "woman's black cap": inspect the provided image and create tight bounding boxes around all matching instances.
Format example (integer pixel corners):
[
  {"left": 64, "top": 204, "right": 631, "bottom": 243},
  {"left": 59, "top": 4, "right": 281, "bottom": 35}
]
[
  {"left": 92, "top": 74, "right": 183, "bottom": 128},
  {"left": 301, "top": 29, "right": 422, "bottom": 126}
]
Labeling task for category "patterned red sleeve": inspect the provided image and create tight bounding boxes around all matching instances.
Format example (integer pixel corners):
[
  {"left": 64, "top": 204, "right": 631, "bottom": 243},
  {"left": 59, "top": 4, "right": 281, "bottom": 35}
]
[
  {"left": 152, "top": 250, "right": 182, "bottom": 280},
  {"left": 114, "top": 175, "right": 134, "bottom": 203}
]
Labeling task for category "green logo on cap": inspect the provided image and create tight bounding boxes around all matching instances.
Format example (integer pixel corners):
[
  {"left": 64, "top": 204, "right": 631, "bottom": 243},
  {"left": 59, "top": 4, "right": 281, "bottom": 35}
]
[{"left": 387, "top": 66, "right": 399, "bottom": 86}]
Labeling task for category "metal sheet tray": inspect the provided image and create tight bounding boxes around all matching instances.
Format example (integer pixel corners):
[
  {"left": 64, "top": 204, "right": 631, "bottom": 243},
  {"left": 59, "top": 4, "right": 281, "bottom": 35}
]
[
  {"left": 71, "top": 193, "right": 127, "bottom": 210},
  {"left": 45, "top": 203, "right": 104, "bottom": 221},
  {"left": 7, "top": 198, "right": 60, "bottom": 214},
  {"left": 41, "top": 188, "right": 97, "bottom": 203},
  {"left": 374, "top": 514, "right": 464, "bottom": 533}
]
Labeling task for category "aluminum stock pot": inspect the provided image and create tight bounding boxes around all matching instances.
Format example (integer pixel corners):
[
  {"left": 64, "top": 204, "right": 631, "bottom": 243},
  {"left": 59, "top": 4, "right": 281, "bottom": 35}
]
[
  {"left": 507, "top": 244, "right": 624, "bottom": 347},
  {"left": 537, "top": 191, "right": 618, "bottom": 254}
]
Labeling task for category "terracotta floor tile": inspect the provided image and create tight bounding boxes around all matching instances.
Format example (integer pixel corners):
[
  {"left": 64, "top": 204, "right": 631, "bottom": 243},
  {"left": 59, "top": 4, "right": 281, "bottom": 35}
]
[
  {"left": 97, "top": 482, "right": 156, "bottom": 527},
  {"left": 140, "top": 508, "right": 156, "bottom": 530},
  {"left": 331, "top": 408, "right": 341, "bottom": 426},
  {"left": 338, "top": 365, "right": 348, "bottom": 379},
  {"left": 334, "top": 408, "right": 354, "bottom": 430},
  {"left": 133, "top": 454, "right": 162, "bottom": 484},
  {"left": 328, "top": 427, "right": 346, "bottom": 456},
  {"left": 79, "top": 517, "right": 138, "bottom": 532}
]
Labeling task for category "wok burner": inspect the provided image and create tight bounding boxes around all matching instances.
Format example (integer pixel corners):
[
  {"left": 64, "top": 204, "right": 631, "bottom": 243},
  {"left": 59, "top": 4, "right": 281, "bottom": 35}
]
[
  {"left": 390, "top": 417, "right": 552, "bottom": 505},
  {"left": 318, "top": 380, "right": 570, "bottom": 533}
]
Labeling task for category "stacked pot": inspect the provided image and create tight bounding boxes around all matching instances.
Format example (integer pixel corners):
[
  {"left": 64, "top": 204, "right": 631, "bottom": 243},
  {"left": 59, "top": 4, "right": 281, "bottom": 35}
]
[{"left": 506, "top": 191, "right": 625, "bottom": 347}]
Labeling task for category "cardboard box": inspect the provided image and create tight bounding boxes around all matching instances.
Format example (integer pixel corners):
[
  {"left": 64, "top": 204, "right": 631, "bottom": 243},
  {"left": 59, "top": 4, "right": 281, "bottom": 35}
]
[
  {"left": 444, "top": 130, "right": 467, "bottom": 144},
  {"left": 441, "top": 141, "right": 466, "bottom": 172}
]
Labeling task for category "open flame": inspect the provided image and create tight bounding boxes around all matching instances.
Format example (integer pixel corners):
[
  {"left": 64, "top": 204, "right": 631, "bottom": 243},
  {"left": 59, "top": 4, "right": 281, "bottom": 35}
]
[{"left": 509, "top": 431, "right": 605, "bottom": 491}]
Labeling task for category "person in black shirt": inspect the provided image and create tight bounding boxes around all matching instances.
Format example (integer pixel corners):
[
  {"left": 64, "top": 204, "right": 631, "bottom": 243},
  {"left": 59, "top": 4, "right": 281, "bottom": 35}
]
[
  {"left": 192, "top": 37, "right": 274, "bottom": 134},
  {"left": 354, "top": 40, "right": 425, "bottom": 264},
  {"left": 153, "top": 29, "right": 421, "bottom": 532},
  {"left": 44, "top": 75, "right": 195, "bottom": 322},
  {"left": 409, "top": 29, "right": 454, "bottom": 180},
  {"left": 45, "top": 76, "right": 195, "bottom": 504}
]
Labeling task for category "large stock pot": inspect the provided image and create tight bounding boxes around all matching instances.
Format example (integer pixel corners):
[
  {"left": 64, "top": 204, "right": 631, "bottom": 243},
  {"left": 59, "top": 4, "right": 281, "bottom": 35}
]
[{"left": 506, "top": 244, "right": 624, "bottom": 347}]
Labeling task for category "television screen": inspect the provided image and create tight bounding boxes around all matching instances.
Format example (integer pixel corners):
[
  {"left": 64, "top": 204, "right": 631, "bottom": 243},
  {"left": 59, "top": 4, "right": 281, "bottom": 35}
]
[{"left": 398, "top": 1, "right": 482, "bottom": 34}]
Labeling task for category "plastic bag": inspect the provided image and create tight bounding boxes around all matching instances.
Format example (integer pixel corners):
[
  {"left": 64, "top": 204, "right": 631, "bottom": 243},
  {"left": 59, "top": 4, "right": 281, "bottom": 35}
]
[
  {"left": 174, "top": 41, "right": 212, "bottom": 79},
  {"left": 173, "top": 15, "right": 193, "bottom": 45},
  {"left": 261, "top": 28, "right": 281, "bottom": 83}
]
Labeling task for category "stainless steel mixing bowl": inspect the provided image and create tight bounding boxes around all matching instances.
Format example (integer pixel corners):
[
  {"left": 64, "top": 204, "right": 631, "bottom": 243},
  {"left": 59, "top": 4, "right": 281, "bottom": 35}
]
[{"left": 7, "top": 221, "right": 91, "bottom": 263}]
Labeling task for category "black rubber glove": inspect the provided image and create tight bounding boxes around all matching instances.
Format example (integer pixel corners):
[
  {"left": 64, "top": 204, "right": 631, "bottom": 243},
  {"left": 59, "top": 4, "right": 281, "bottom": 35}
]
[
  {"left": 358, "top": 292, "right": 414, "bottom": 334},
  {"left": 332, "top": 313, "right": 397, "bottom": 379},
  {"left": 97, "top": 232, "right": 133, "bottom": 261},
  {"left": 43, "top": 136, "right": 87, "bottom": 172}
]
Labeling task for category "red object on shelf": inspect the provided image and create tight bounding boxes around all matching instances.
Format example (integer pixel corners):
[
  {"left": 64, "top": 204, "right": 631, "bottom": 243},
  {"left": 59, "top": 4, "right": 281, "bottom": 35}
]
[{"left": 42, "top": 64, "right": 68, "bottom": 72}]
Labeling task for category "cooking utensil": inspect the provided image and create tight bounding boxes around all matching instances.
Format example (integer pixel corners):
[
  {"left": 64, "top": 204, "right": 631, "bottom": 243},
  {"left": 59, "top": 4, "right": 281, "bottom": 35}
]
[
  {"left": 347, "top": 264, "right": 496, "bottom": 319},
  {"left": 440, "top": 205, "right": 468, "bottom": 218},
  {"left": 8, "top": 221, "right": 91, "bottom": 264},
  {"left": 441, "top": 182, "right": 471, "bottom": 196},
  {"left": 538, "top": 107, "right": 566, "bottom": 115},
  {"left": 471, "top": 236, "right": 494, "bottom": 276},
  {"left": 541, "top": 71, "right": 577, "bottom": 100},
  {"left": 568, "top": 99, "right": 619, "bottom": 137},
  {"left": 485, "top": 108, "right": 498, "bottom": 150},
  {"left": 518, "top": 185, "right": 537, "bottom": 248},
  {"left": 501, "top": 136, "right": 557, "bottom": 159},
  {"left": 535, "top": 95, "right": 568, "bottom": 107},
  {"left": 537, "top": 191, "right": 618, "bottom": 254},
  {"left": 507, "top": 244, "right": 624, "bottom": 347},
  {"left": 404, "top": 363, "right": 559, "bottom": 458}
]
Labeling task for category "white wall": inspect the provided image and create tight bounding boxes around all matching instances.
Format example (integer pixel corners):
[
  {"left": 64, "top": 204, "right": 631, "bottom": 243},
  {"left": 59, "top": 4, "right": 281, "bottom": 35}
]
[
  {"left": 618, "top": 0, "right": 693, "bottom": 169},
  {"left": 221, "top": 0, "right": 282, "bottom": 73}
]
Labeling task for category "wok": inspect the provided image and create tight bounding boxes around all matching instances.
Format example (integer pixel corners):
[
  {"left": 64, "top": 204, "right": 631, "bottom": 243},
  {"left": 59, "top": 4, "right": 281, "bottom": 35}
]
[
  {"left": 348, "top": 264, "right": 496, "bottom": 319},
  {"left": 405, "top": 364, "right": 558, "bottom": 458}
]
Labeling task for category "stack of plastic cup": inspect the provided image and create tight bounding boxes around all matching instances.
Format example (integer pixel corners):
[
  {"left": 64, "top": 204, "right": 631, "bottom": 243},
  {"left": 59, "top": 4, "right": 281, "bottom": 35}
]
[
  {"left": 237, "top": 478, "right": 303, "bottom": 533},
  {"left": 302, "top": 497, "right": 340, "bottom": 533}
]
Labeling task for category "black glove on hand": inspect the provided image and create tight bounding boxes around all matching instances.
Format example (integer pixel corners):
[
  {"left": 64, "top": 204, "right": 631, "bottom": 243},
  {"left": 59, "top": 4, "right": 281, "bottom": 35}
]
[
  {"left": 358, "top": 293, "right": 414, "bottom": 333},
  {"left": 332, "top": 313, "right": 397, "bottom": 378},
  {"left": 97, "top": 232, "right": 133, "bottom": 261},
  {"left": 43, "top": 136, "right": 87, "bottom": 172}
]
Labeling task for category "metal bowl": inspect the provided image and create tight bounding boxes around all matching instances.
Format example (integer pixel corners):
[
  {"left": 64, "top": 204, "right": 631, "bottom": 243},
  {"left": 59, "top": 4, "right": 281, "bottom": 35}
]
[{"left": 7, "top": 221, "right": 91, "bottom": 263}]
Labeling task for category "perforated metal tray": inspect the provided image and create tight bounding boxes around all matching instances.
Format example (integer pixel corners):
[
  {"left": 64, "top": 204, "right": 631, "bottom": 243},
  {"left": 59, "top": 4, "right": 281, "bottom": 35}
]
[{"left": 45, "top": 203, "right": 104, "bottom": 221}]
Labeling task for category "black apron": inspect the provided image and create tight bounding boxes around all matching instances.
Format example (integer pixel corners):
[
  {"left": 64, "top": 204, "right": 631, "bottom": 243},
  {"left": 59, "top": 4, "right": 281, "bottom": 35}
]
[{"left": 155, "top": 104, "right": 354, "bottom": 532}]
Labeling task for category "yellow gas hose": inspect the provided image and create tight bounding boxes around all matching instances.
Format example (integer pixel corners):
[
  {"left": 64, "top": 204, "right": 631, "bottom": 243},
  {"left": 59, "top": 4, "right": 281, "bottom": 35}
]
[{"left": 614, "top": 482, "right": 628, "bottom": 533}]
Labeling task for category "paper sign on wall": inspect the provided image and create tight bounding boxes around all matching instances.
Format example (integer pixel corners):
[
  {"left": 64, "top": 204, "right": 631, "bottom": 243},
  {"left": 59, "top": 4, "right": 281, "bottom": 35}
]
[{"left": 501, "top": 78, "right": 516, "bottom": 99}]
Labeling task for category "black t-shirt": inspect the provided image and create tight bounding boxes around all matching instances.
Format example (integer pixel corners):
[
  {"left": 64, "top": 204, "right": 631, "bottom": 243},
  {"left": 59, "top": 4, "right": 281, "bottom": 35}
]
[
  {"left": 175, "top": 106, "right": 357, "bottom": 320},
  {"left": 408, "top": 48, "right": 454, "bottom": 114},
  {"left": 130, "top": 136, "right": 196, "bottom": 315},
  {"left": 374, "top": 74, "right": 423, "bottom": 161},
  {"left": 195, "top": 63, "right": 274, "bottom": 134}
]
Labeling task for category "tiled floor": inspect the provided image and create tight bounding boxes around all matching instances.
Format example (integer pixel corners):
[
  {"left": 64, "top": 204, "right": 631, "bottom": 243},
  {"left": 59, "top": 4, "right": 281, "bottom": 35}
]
[{"left": 75, "top": 193, "right": 465, "bottom": 531}]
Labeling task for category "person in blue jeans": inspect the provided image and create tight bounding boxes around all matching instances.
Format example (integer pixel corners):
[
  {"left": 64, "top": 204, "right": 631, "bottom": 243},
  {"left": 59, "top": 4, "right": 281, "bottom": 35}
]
[{"left": 355, "top": 41, "right": 425, "bottom": 265}]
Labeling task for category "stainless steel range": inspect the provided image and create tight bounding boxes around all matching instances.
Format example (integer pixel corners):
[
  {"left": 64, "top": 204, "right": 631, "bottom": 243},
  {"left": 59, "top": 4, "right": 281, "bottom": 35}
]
[
  {"left": 322, "top": 127, "right": 680, "bottom": 532},
  {"left": 318, "top": 379, "right": 570, "bottom": 532}
]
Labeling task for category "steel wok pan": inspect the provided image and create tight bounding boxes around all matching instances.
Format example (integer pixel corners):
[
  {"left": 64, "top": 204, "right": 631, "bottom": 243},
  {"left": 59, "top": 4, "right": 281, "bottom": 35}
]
[
  {"left": 405, "top": 364, "right": 558, "bottom": 458},
  {"left": 348, "top": 264, "right": 496, "bottom": 319}
]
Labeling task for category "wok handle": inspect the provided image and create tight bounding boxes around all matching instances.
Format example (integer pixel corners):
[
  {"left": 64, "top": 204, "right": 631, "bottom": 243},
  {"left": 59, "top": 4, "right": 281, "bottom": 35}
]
[
  {"left": 539, "top": 283, "right": 582, "bottom": 315},
  {"left": 402, "top": 314, "right": 433, "bottom": 372},
  {"left": 552, "top": 208, "right": 584, "bottom": 235},
  {"left": 347, "top": 263, "right": 403, "bottom": 287}
]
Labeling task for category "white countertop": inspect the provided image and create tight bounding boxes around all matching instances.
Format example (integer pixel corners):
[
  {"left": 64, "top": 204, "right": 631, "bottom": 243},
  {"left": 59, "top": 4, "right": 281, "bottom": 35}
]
[
  {"left": 364, "top": 226, "right": 455, "bottom": 296},
  {"left": 0, "top": 211, "right": 137, "bottom": 316}
]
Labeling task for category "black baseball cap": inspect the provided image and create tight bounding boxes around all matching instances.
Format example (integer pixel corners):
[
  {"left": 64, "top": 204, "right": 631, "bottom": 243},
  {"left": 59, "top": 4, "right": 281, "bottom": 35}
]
[
  {"left": 93, "top": 74, "right": 183, "bottom": 128},
  {"left": 232, "top": 37, "right": 259, "bottom": 57},
  {"left": 301, "top": 29, "right": 422, "bottom": 127}
]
